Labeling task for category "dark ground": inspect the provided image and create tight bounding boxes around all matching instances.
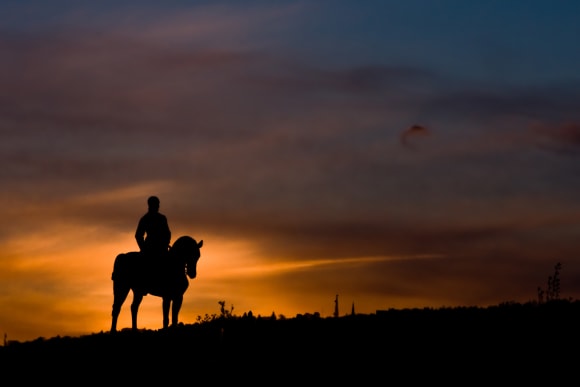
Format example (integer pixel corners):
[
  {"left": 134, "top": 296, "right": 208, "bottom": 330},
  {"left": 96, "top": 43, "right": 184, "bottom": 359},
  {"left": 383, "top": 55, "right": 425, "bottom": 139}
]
[{"left": 2, "top": 301, "right": 579, "bottom": 383}]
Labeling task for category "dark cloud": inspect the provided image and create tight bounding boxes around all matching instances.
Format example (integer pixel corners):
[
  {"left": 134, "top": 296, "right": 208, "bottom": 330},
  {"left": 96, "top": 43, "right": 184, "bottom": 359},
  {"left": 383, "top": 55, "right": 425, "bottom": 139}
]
[
  {"left": 400, "top": 124, "right": 430, "bottom": 149},
  {"left": 422, "top": 84, "right": 580, "bottom": 125},
  {"left": 530, "top": 121, "right": 580, "bottom": 155}
]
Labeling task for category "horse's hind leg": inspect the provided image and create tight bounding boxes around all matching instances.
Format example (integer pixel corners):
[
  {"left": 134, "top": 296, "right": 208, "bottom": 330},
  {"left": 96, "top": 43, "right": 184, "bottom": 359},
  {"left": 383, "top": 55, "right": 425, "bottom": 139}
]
[
  {"left": 162, "top": 297, "right": 171, "bottom": 329},
  {"left": 130, "top": 292, "right": 144, "bottom": 331},
  {"left": 111, "top": 282, "right": 130, "bottom": 333}
]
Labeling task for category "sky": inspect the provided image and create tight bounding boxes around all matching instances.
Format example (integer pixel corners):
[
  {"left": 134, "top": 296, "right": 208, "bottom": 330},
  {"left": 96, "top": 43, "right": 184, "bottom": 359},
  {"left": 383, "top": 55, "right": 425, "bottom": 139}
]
[{"left": 2, "top": 0, "right": 580, "bottom": 342}]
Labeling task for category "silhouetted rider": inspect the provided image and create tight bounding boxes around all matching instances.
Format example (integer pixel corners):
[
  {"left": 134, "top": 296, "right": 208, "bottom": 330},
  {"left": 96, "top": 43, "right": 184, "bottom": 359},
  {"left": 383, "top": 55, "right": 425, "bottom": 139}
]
[{"left": 135, "top": 196, "right": 171, "bottom": 275}]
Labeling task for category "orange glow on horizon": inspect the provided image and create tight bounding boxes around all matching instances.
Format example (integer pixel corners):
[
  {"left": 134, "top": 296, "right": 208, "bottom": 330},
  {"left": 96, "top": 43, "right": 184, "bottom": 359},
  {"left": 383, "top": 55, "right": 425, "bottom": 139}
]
[{"left": 1, "top": 225, "right": 450, "bottom": 342}]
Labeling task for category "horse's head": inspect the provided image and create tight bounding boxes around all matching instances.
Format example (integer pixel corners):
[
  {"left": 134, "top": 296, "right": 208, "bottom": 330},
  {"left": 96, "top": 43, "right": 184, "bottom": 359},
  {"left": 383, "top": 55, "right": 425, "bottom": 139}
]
[{"left": 170, "top": 236, "right": 203, "bottom": 279}]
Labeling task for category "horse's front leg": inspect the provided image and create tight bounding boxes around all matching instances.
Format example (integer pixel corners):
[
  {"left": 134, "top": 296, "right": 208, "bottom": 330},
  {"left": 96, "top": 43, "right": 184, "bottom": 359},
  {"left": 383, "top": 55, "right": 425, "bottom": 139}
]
[
  {"left": 130, "top": 291, "right": 145, "bottom": 331},
  {"left": 171, "top": 294, "right": 184, "bottom": 327},
  {"left": 162, "top": 297, "right": 171, "bottom": 329}
]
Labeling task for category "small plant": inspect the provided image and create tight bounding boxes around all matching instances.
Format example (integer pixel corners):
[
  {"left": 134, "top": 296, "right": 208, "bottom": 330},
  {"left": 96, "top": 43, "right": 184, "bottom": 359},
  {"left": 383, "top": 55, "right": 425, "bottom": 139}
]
[
  {"left": 537, "top": 286, "right": 545, "bottom": 304},
  {"left": 218, "top": 300, "right": 234, "bottom": 319},
  {"left": 196, "top": 313, "right": 218, "bottom": 324},
  {"left": 538, "top": 262, "right": 562, "bottom": 303}
]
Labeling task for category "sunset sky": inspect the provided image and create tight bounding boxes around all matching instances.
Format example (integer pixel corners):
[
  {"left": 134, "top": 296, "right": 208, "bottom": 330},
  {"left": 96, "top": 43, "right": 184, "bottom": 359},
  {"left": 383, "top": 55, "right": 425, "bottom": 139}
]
[{"left": 2, "top": 0, "right": 580, "bottom": 342}]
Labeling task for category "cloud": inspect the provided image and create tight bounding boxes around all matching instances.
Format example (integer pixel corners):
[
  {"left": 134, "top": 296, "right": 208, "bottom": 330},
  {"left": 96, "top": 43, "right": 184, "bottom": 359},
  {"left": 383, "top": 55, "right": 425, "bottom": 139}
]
[
  {"left": 530, "top": 121, "right": 580, "bottom": 155},
  {"left": 400, "top": 124, "right": 430, "bottom": 149}
]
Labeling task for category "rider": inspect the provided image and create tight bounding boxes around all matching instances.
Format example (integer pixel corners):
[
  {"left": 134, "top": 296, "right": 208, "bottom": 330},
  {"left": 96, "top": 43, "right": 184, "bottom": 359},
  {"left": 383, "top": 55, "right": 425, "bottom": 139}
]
[{"left": 135, "top": 196, "right": 171, "bottom": 287}]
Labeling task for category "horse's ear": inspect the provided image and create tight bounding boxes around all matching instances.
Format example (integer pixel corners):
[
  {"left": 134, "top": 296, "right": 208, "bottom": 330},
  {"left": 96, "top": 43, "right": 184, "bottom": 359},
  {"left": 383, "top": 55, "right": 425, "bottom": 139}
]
[{"left": 198, "top": 240, "right": 203, "bottom": 248}]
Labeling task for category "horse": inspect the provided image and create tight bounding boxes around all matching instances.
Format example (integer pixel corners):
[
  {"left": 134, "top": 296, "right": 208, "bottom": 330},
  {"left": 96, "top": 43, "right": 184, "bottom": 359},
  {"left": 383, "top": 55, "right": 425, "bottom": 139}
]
[{"left": 110, "top": 235, "right": 203, "bottom": 332}]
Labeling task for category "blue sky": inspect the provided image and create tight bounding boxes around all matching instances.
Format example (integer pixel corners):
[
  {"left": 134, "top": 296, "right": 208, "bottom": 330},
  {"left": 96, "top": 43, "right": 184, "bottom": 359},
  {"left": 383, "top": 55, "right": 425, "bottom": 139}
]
[{"left": 1, "top": 1, "right": 580, "bottom": 342}]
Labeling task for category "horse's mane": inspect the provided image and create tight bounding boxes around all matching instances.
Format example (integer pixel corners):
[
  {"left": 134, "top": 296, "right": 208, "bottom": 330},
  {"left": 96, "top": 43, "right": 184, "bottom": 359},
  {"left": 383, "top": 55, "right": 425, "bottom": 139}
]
[{"left": 170, "top": 236, "right": 199, "bottom": 258}]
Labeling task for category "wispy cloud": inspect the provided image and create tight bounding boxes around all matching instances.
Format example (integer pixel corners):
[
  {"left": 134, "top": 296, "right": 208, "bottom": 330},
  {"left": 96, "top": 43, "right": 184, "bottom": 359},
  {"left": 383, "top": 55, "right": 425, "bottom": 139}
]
[
  {"left": 400, "top": 124, "right": 430, "bottom": 149},
  {"left": 530, "top": 121, "right": 580, "bottom": 155}
]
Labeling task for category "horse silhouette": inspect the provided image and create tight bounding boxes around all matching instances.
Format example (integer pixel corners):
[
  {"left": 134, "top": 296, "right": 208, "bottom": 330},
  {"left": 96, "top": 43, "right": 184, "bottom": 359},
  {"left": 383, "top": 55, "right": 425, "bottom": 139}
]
[{"left": 110, "top": 235, "right": 203, "bottom": 332}]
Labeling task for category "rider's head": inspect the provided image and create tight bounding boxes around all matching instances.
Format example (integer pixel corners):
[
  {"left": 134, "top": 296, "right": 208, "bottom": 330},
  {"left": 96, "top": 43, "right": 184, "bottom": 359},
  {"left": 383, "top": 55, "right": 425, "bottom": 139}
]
[{"left": 147, "top": 196, "right": 160, "bottom": 211}]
